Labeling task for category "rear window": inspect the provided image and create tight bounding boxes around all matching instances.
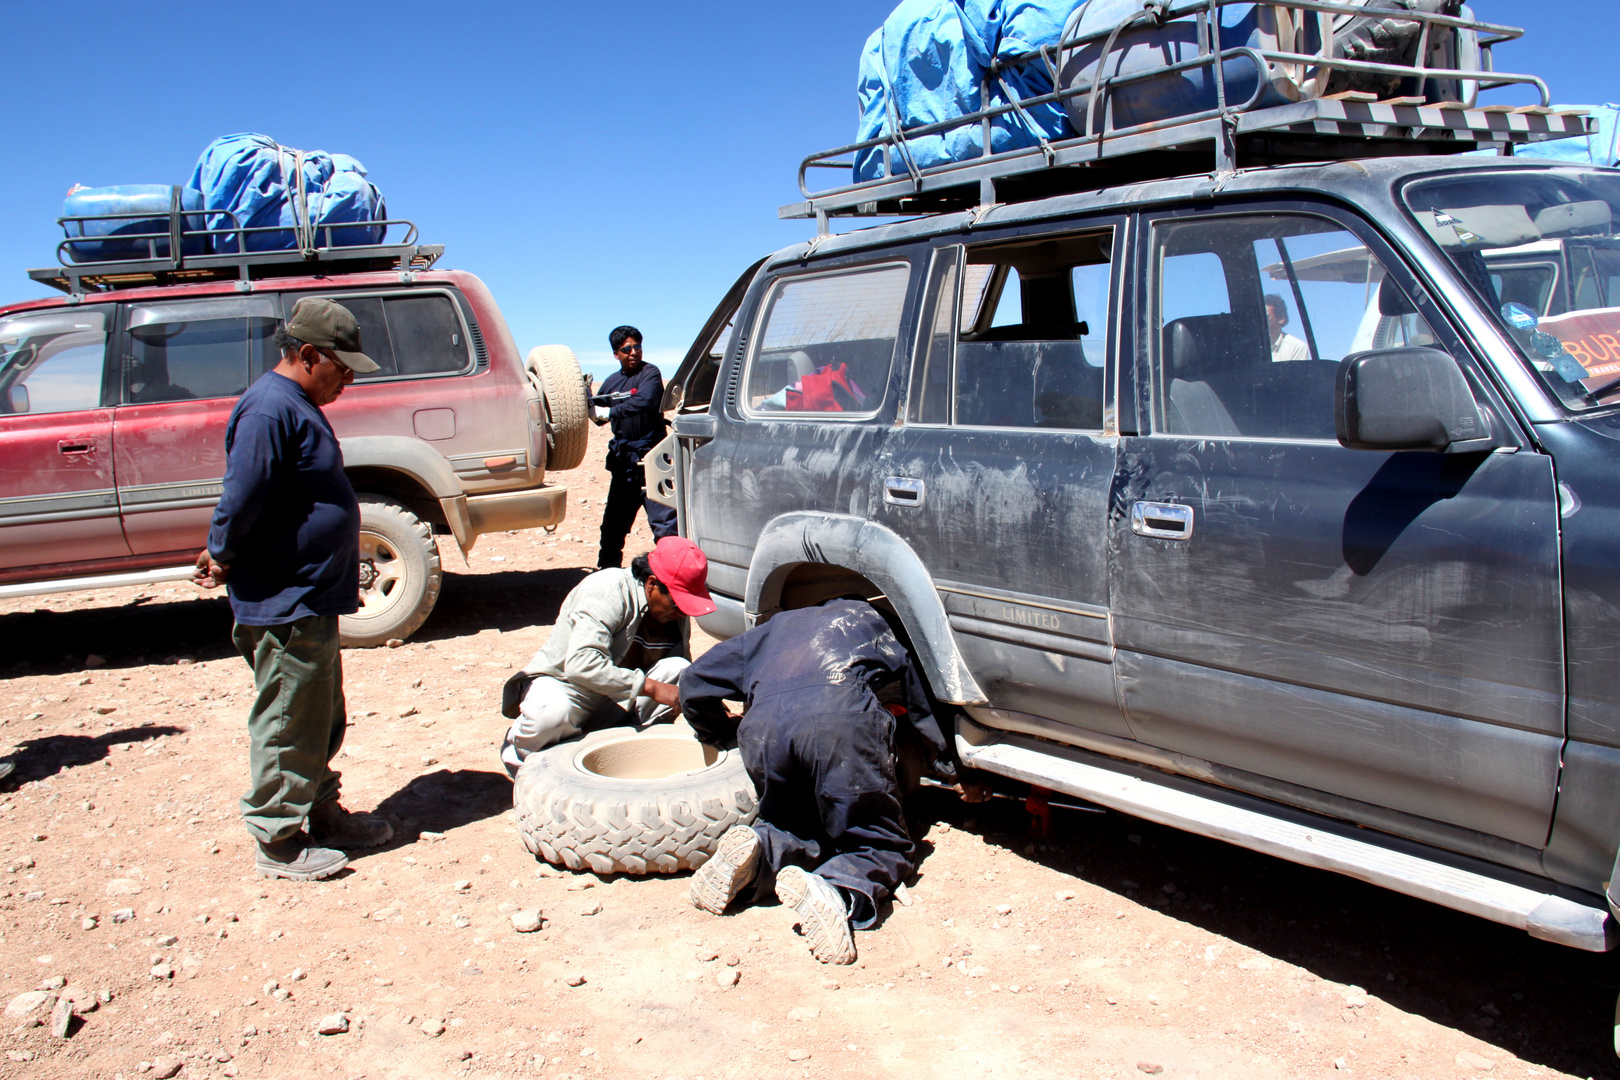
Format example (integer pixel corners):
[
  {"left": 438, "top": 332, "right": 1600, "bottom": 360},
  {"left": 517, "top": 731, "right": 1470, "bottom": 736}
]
[
  {"left": 743, "top": 264, "right": 909, "bottom": 416},
  {"left": 285, "top": 291, "right": 472, "bottom": 380}
]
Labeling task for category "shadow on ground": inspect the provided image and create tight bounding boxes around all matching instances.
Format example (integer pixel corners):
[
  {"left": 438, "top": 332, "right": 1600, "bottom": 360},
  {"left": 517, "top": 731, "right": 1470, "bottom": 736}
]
[
  {"left": 414, "top": 565, "right": 592, "bottom": 641},
  {"left": 364, "top": 768, "right": 513, "bottom": 853},
  {"left": 906, "top": 786, "right": 1620, "bottom": 1079},
  {"left": 2, "top": 725, "right": 186, "bottom": 787}
]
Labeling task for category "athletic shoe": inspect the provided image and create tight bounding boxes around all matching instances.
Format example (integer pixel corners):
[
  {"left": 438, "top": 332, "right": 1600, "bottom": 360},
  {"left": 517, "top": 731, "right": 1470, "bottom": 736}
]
[
  {"left": 774, "top": 865, "right": 856, "bottom": 965},
  {"left": 307, "top": 799, "right": 393, "bottom": 849},
  {"left": 255, "top": 834, "right": 348, "bottom": 881},
  {"left": 689, "top": 825, "right": 760, "bottom": 915}
]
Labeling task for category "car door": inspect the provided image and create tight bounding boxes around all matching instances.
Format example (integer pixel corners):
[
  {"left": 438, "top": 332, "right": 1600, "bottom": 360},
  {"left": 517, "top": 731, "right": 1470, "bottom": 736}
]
[
  {"left": 1109, "top": 204, "right": 1563, "bottom": 848},
  {"left": 873, "top": 223, "right": 1128, "bottom": 734},
  {"left": 691, "top": 256, "right": 919, "bottom": 612},
  {"left": 0, "top": 305, "right": 126, "bottom": 574},
  {"left": 112, "top": 296, "right": 280, "bottom": 557}
]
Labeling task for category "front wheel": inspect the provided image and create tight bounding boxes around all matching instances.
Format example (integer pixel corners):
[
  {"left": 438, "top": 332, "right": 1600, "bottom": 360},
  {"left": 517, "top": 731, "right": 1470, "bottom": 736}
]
[{"left": 339, "top": 496, "right": 443, "bottom": 648}]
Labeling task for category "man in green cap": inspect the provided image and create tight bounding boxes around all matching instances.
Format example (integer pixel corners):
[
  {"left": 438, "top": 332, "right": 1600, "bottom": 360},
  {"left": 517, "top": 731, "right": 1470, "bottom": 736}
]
[{"left": 194, "top": 297, "right": 393, "bottom": 881}]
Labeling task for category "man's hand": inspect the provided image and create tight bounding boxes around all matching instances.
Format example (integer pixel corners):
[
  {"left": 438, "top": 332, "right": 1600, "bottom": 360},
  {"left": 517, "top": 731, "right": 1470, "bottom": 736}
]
[
  {"left": 954, "top": 779, "right": 993, "bottom": 804},
  {"left": 642, "top": 678, "right": 680, "bottom": 709},
  {"left": 192, "top": 548, "right": 229, "bottom": 589}
]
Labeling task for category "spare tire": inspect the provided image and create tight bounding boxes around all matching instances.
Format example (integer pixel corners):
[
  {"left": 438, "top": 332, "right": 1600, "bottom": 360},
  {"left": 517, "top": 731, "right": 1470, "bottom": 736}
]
[
  {"left": 513, "top": 727, "right": 757, "bottom": 876},
  {"left": 527, "top": 345, "right": 589, "bottom": 472}
]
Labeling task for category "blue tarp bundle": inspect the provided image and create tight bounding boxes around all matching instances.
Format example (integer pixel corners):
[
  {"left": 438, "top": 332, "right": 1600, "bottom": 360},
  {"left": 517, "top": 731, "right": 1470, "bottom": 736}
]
[
  {"left": 61, "top": 133, "right": 387, "bottom": 261},
  {"left": 855, "top": 0, "right": 1086, "bottom": 182},
  {"left": 1517, "top": 105, "right": 1620, "bottom": 169},
  {"left": 189, "top": 134, "right": 386, "bottom": 254}
]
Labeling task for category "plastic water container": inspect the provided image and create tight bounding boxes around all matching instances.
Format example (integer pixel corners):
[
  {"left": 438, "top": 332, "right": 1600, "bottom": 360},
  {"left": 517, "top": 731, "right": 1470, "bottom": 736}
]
[{"left": 61, "top": 185, "right": 205, "bottom": 264}]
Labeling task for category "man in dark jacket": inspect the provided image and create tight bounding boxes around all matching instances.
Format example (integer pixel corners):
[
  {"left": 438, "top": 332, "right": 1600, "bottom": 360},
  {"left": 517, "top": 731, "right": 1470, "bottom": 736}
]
[
  {"left": 594, "top": 325, "right": 677, "bottom": 569},
  {"left": 678, "top": 599, "right": 957, "bottom": 964},
  {"left": 193, "top": 298, "right": 393, "bottom": 882}
]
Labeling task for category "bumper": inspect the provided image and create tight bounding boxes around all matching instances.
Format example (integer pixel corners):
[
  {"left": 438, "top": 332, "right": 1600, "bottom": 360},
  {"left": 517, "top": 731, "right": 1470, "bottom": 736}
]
[{"left": 439, "top": 486, "right": 568, "bottom": 554}]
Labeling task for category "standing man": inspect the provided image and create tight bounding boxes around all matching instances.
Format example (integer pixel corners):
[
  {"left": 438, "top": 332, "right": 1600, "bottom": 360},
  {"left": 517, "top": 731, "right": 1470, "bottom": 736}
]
[
  {"left": 1265, "top": 294, "right": 1311, "bottom": 361},
  {"left": 499, "top": 537, "right": 714, "bottom": 776},
  {"left": 194, "top": 298, "right": 393, "bottom": 882},
  {"left": 678, "top": 599, "right": 961, "bottom": 964},
  {"left": 594, "top": 325, "right": 677, "bottom": 569}
]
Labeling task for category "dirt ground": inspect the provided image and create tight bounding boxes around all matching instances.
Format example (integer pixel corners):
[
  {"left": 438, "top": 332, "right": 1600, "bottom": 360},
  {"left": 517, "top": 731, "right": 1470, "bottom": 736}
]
[{"left": 1, "top": 421, "right": 1618, "bottom": 1080}]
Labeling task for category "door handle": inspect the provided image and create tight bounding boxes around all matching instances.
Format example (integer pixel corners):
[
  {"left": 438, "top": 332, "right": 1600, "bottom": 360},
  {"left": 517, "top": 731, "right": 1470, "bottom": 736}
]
[
  {"left": 883, "top": 477, "right": 926, "bottom": 507},
  {"left": 57, "top": 441, "right": 94, "bottom": 455},
  {"left": 1131, "top": 501, "right": 1193, "bottom": 539}
]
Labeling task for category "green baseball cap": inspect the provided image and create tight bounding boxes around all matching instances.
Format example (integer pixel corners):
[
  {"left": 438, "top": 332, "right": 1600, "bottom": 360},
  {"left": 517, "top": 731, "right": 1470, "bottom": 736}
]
[{"left": 284, "top": 297, "right": 380, "bottom": 374}]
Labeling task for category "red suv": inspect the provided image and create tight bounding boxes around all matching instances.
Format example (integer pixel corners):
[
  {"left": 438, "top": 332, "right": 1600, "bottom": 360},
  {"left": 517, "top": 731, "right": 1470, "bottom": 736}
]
[{"left": 0, "top": 225, "right": 589, "bottom": 645}]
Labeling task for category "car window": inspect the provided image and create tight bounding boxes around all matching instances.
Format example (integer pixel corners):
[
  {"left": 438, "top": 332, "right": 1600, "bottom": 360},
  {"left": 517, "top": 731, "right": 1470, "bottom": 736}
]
[
  {"left": 744, "top": 264, "right": 908, "bottom": 416},
  {"left": 1152, "top": 214, "right": 1441, "bottom": 440},
  {"left": 0, "top": 309, "right": 110, "bottom": 417},
  {"left": 1403, "top": 169, "right": 1620, "bottom": 411},
  {"left": 125, "top": 298, "right": 278, "bottom": 404},
  {"left": 383, "top": 295, "right": 467, "bottom": 377},
  {"left": 914, "top": 229, "right": 1112, "bottom": 430},
  {"left": 282, "top": 292, "right": 468, "bottom": 381}
]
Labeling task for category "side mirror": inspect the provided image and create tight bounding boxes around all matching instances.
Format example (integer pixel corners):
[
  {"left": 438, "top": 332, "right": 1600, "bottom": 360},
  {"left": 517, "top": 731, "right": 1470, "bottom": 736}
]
[
  {"left": 7, "top": 384, "right": 28, "bottom": 414},
  {"left": 1335, "top": 348, "right": 1495, "bottom": 453}
]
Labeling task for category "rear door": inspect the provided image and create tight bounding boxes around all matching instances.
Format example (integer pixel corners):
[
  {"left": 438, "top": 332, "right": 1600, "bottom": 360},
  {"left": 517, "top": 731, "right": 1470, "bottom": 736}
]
[
  {"left": 874, "top": 224, "right": 1127, "bottom": 731},
  {"left": 112, "top": 296, "right": 280, "bottom": 556},
  {"left": 1109, "top": 204, "right": 1563, "bottom": 848},
  {"left": 0, "top": 305, "right": 124, "bottom": 573}
]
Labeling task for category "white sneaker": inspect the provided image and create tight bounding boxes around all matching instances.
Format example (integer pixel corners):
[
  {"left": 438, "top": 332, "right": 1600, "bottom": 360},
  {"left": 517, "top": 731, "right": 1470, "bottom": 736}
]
[
  {"left": 774, "top": 866, "right": 856, "bottom": 965},
  {"left": 689, "top": 825, "right": 760, "bottom": 915}
]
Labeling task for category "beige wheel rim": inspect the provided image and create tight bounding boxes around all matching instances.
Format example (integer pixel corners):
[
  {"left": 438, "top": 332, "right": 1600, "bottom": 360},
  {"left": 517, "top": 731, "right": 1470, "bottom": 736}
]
[{"left": 356, "top": 530, "right": 410, "bottom": 620}]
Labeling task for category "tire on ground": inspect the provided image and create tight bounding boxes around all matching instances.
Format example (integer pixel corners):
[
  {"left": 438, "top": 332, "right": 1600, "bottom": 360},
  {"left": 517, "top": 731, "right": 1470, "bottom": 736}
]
[
  {"left": 339, "top": 495, "right": 443, "bottom": 648},
  {"left": 513, "top": 727, "right": 758, "bottom": 876},
  {"left": 527, "top": 344, "right": 589, "bottom": 473}
]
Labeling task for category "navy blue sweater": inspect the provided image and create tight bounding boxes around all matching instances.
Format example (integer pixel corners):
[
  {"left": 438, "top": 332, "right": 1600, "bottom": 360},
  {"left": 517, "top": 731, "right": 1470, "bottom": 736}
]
[
  {"left": 207, "top": 371, "right": 361, "bottom": 626},
  {"left": 598, "top": 362, "right": 667, "bottom": 458}
]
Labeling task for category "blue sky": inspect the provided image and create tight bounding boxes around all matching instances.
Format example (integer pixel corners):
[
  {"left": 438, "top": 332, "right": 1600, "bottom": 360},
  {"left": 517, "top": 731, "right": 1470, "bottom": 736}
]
[{"left": 0, "top": 2, "right": 1609, "bottom": 380}]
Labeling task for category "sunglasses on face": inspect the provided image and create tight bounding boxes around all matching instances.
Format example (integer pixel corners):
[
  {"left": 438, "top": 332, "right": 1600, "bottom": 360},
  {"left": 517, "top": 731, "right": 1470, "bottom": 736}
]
[{"left": 617, "top": 343, "right": 643, "bottom": 354}]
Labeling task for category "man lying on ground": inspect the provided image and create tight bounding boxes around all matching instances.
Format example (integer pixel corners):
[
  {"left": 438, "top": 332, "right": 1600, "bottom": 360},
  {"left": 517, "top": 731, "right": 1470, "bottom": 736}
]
[
  {"left": 677, "top": 598, "right": 961, "bottom": 964},
  {"left": 498, "top": 536, "right": 714, "bottom": 778}
]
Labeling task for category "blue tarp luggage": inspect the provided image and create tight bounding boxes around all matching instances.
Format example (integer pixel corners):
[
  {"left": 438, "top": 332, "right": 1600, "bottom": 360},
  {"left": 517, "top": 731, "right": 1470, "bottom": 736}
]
[
  {"left": 61, "top": 184, "right": 205, "bottom": 264},
  {"left": 189, "top": 134, "right": 386, "bottom": 254},
  {"left": 855, "top": 0, "right": 1085, "bottom": 182}
]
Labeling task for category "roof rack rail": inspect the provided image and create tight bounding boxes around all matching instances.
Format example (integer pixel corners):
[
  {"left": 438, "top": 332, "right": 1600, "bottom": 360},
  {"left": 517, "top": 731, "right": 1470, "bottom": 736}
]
[
  {"left": 27, "top": 207, "right": 443, "bottom": 295},
  {"left": 781, "top": 0, "right": 1588, "bottom": 226}
]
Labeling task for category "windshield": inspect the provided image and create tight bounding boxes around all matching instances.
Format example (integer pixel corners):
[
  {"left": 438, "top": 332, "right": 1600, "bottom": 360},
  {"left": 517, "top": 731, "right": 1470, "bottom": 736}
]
[{"left": 1403, "top": 169, "right": 1620, "bottom": 411}]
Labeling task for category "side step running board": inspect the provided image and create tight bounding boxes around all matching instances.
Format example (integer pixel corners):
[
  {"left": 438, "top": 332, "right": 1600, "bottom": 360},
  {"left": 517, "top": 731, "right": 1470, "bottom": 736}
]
[
  {"left": 955, "top": 719, "right": 1616, "bottom": 953},
  {"left": 0, "top": 565, "right": 195, "bottom": 601}
]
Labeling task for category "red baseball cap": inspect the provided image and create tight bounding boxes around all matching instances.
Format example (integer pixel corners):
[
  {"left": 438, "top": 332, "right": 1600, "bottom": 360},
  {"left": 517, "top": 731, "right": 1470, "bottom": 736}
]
[{"left": 646, "top": 536, "right": 715, "bottom": 617}]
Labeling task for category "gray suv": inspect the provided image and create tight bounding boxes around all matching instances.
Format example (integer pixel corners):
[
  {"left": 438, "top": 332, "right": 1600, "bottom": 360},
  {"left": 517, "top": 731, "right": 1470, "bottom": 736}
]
[{"left": 658, "top": 118, "right": 1620, "bottom": 999}]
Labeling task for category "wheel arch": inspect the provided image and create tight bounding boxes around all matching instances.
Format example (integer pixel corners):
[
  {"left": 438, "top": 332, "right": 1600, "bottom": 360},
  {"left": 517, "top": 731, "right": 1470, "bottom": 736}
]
[
  {"left": 340, "top": 436, "right": 471, "bottom": 551},
  {"left": 745, "top": 512, "right": 986, "bottom": 706}
]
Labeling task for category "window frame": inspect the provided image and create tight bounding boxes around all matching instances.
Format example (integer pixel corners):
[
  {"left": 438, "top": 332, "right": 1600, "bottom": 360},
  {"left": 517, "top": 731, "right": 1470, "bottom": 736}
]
[
  {"left": 735, "top": 259, "right": 914, "bottom": 423},
  {"left": 905, "top": 224, "right": 1122, "bottom": 434},
  {"left": 0, "top": 304, "right": 117, "bottom": 417},
  {"left": 1140, "top": 203, "right": 1499, "bottom": 445}
]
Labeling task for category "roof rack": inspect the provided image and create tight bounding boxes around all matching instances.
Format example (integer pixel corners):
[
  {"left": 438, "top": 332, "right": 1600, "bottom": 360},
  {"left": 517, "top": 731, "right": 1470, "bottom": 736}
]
[
  {"left": 27, "top": 208, "right": 443, "bottom": 295},
  {"left": 780, "top": 0, "right": 1590, "bottom": 228}
]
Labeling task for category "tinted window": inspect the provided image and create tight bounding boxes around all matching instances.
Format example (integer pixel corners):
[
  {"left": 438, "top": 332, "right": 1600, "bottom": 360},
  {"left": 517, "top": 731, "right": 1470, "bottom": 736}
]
[
  {"left": 320, "top": 296, "right": 397, "bottom": 378},
  {"left": 386, "top": 295, "right": 467, "bottom": 376},
  {"left": 745, "top": 265, "right": 908, "bottom": 415},
  {"left": 0, "top": 309, "right": 109, "bottom": 416},
  {"left": 125, "top": 298, "right": 277, "bottom": 403},
  {"left": 1153, "top": 215, "right": 1441, "bottom": 440}
]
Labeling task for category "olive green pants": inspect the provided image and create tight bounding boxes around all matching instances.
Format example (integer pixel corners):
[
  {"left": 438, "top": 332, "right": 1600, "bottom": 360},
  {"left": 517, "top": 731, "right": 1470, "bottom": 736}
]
[{"left": 232, "top": 616, "right": 346, "bottom": 844}]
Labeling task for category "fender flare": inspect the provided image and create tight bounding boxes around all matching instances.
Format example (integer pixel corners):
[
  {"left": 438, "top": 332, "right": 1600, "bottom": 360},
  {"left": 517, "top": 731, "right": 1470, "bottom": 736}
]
[
  {"left": 340, "top": 436, "right": 473, "bottom": 552},
  {"left": 745, "top": 511, "right": 986, "bottom": 706}
]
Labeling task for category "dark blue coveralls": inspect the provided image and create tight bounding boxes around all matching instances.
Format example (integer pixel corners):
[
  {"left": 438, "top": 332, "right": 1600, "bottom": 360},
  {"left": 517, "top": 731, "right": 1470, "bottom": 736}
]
[
  {"left": 595, "top": 361, "right": 677, "bottom": 568},
  {"left": 678, "top": 600, "right": 957, "bottom": 927}
]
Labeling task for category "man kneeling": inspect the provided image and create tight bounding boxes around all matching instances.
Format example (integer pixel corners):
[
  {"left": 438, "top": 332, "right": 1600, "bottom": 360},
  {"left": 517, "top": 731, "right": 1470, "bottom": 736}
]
[
  {"left": 499, "top": 536, "right": 714, "bottom": 777},
  {"left": 677, "top": 599, "right": 958, "bottom": 964}
]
